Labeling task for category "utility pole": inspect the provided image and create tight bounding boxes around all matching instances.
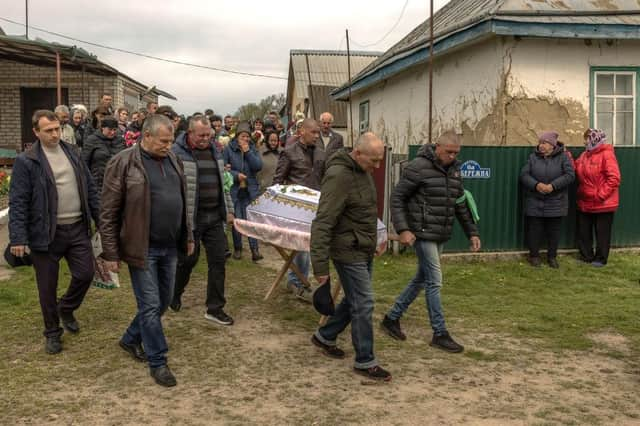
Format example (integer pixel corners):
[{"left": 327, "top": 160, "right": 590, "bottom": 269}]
[
  {"left": 428, "top": 0, "right": 434, "bottom": 144},
  {"left": 25, "top": 0, "right": 29, "bottom": 39},
  {"left": 346, "top": 29, "right": 355, "bottom": 147}
]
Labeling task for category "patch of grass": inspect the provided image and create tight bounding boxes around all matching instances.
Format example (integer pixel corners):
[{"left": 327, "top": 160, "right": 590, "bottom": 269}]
[
  {"left": 374, "top": 252, "right": 640, "bottom": 351},
  {"left": 464, "top": 349, "right": 499, "bottom": 362}
]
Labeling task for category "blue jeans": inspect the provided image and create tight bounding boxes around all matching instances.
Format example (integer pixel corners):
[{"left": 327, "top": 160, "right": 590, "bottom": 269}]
[
  {"left": 232, "top": 191, "right": 258, "bottom": 251},
  {"left": 287, "top": 251, "right": 310, "bottom": 288},
  {"left": 122, "top": 247, "right": 178, "bottom": 369},
  {"left": 388, "top": 240, "right": 446, "bottom": 335},
  {"left": 315, "top": 260, "right": 377, "bottom": 369}
]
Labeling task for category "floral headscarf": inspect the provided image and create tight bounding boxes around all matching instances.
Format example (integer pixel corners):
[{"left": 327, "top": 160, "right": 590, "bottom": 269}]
[{"left": 585, "top": 128, "right": 607, "bottom": 151}]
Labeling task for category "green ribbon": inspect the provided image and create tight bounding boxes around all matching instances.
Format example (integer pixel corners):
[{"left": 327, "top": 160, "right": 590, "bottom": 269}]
[{"left": 456, "top": 189, "right": 480, "bottom": 223}]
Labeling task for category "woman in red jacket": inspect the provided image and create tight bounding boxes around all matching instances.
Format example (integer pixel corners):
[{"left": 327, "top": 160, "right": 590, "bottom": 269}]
[{"left": 575, "top": 129, "right": 621, "bottom": 267}]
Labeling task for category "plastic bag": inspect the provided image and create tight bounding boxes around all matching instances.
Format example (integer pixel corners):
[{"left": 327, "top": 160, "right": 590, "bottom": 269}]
[{"left": 91, "top": 233, "right": 120, "bottom": 289}]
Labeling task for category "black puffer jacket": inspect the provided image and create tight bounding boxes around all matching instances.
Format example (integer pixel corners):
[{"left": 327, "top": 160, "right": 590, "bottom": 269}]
[
  {"left": 519, "top": 142, "right": 575, "bottom": 217},
  {"left": 391, "top": 144, "right": 478, "bottom": 242},
  {"left": 82, "top": 132, "right": 126, "bottom": 192}
]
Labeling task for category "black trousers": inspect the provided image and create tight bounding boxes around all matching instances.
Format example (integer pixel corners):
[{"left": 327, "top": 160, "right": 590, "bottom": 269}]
[
  {"left": 576, "top": 210, "right": 614, "bottom": 264},
  {"left": 31, "top": 221, "right": 95, "bottom": 338},
  {"left": 173, "top": 212, "right": 227, "bottom": 314},
  {"left": 527, "top": 216, "right": 563, "bottom": 259}
]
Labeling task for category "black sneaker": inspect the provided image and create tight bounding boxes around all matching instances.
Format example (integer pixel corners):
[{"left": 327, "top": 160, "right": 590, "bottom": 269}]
[
  {"left": 204, "top": 310, "right": 234, "bottom": 326},
  {"left": 251, "top": 248, "right": 263, "bottom": 262},
  {"left": 381, "top": 315, "right": 406, "bottom": 341},
  {"left": 311, "top": 335, "right": 345, "bottom": 359},
  {"left": 353, "top": 365, "right": 392, "bottom": 382},
  {"left": 119, "top": 339, "right": 147, "bottom": 362},
  {"left": 430, "top": 332, "right": 464, "bottom": 353},
  {"left": 150, "top": 365, "right": 177, "bottom": 387},
  {"left": 528, "top": 256, "right": 542, "bottom": 267},
  {"left": 548, "top": 258, "right": 559, "bottom": 269},
  {"left": 45, "top": 335, "right": 62, "bottom": 354},
  {"left": 169, "top": 298, "right": 182, "bottom": 312},
  {"left": 232, "top": 249, "right": 242, "bottom": 260},
  {"left": 58, "top": 309, "right": 80, "bottom": 334}
]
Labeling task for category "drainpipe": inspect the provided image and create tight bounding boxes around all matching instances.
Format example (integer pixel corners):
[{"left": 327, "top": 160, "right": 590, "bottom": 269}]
[{"left": 56, "top": 52, "right": 62, "bottom": 105}]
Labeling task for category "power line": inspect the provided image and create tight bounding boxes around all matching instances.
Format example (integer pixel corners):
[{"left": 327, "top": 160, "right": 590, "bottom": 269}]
[
  {"left": 0, "top": 16, "right": 288, "bottom": 80},
  {"left": 350, "top": 0, "right": 410, "bottom": 48}
]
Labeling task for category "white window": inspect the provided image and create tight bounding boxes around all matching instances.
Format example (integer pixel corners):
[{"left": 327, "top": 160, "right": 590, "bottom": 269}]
[
  {"left": 359, "top": 101, "right": 369, "bottom": 135},
  {"left": 124, "top": 90, "right": 140, "bottom": 112},
  {"left": 594, "top": 71, "right": 636, "bottom": 146}
]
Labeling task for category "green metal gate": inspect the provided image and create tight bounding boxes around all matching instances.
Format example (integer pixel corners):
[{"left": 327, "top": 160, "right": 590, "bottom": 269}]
[{"left": 407, "top": 146, "right": 640, "bottom": 252}]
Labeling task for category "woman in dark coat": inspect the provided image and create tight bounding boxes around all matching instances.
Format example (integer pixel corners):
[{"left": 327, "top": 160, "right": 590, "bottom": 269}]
[
  {"left": 81, "top": 117, "right": 126, "bottom": 192},
  {"left": 223, "top": 121, "right": 263, "bottom": 261},
  {"left": 520, "top": 131, "right": 575, "bottom": 268}
]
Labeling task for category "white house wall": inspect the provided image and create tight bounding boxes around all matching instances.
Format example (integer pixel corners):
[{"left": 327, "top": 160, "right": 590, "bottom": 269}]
[
  {"left": 348, "top": 36, "right": 640, "bottom": 153},
  {"left": 506, "top": 38, "right": 640, "bottom": 146},
  {"left": 348, "top": 37, "right": 506, "bottom": 155}
]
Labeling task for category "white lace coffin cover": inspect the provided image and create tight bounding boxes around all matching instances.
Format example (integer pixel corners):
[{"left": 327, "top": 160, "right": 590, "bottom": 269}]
[{"left": 234, "top": 184, "right": 387, "bottom": 252}]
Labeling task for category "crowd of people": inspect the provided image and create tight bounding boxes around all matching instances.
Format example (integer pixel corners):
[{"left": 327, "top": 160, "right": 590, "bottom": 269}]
[{"left": 7, "top": 91, "right": 622, "bottom": 387}]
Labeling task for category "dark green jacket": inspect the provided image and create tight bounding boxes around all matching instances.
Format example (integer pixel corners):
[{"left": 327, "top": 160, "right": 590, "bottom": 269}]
[{"left": 310, "top": 149, "right": 378, "bottom": 276}]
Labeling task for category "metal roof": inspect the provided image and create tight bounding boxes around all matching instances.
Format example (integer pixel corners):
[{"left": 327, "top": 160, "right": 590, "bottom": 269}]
[
  {"left": 288, "top": 49, "right": 382, "bottom": 101},
  {"left": 0, "top": 34, "right": 176, "bottom": 100},
  {"left": 332, "top": 0, "right": 640, "bottom": 100}
]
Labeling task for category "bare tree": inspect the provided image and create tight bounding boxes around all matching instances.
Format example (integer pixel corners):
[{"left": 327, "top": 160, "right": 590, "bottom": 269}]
[{"left": 235, "top": 93, "right": 285, "bottom": 121}]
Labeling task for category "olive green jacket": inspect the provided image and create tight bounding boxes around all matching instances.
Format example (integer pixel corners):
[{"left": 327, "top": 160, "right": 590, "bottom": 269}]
[{"left": 310, "top": 149, "right": 378, "bottom": 276}]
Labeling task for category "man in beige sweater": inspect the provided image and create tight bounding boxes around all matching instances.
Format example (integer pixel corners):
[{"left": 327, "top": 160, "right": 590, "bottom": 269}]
[{"left": 9, "top": 110, "right": 100, "bottom": 355}]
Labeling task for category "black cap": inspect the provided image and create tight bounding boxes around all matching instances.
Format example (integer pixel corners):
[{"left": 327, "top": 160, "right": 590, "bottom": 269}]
[
  {"left": 4, "top": 245, "right": 33, "bottom": 268},
  {"left": 100, "top": 117, "right": 118, "bottom": 129},
  {"left": 312, "top": 278, "right": 335, "bottom": 316}
]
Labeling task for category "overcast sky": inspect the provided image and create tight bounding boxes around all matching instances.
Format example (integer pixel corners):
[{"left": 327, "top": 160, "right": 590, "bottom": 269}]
[{"left": 1, "top": 0, "right": 450, "bottom": 115}]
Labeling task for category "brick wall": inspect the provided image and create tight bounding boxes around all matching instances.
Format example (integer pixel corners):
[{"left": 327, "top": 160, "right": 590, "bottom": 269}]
[{"left": 0, "top": 59, "right": 152, "bottom": 150}]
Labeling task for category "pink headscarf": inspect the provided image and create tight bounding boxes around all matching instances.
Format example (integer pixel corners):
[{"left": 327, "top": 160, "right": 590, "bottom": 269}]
[
  {"left": 538, "top": 131, "right": 559, "bottom": 147},
  {"left": 585, "top": 128, "right": 607, "bottom": 151}
]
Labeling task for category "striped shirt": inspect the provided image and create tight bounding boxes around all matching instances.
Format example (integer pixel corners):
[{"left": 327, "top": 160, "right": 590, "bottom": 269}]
[{"left": 193, "top": 147, "right": 221, "bottom": 215}]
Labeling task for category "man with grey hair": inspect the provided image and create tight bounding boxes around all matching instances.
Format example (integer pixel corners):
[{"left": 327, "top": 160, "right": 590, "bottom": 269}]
[
  {"left": 170, "top": 115, "right": 235, "bottom": 326},
  {"left": 381, "top": 130, "right": 480, "bottom": 353},
  {"left": 310, "top": 132, "right": 392, "bottom": 382},
  {"left": 101, "top": 113, "right": 194, "bottom": 387},
  {"left": 318, "top": 112, "right": 344, "bottom": 160},
  {"left": 274, "top": 118, "right": 325, "bottom": 302},
  {"left": 54, "top": 105, "right": 77, "bottom": 145}
]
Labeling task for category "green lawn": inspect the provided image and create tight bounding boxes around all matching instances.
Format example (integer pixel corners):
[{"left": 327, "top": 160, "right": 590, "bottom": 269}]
[
  {"left": 374, "top": 252, "right": 640, "bottom": 351},
  {"left": 1, "top": 250, "right": 639, "bottom": 424}
]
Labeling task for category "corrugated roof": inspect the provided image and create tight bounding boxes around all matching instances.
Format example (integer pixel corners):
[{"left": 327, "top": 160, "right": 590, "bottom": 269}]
[
  {"left": 289, "top": 50, "right": 382, "bottom": 101},
  {"left": 498, "top": 0, "right": 640, "bottom": 13},
  {"left": 0, "top": 34, "right": 176, "bottom": 100},
  {"left": 333, "top": 0, "right": 640, "bottom": 99},
  {"left": 290, "top": 49, "right": 382, "bottom": 57}
]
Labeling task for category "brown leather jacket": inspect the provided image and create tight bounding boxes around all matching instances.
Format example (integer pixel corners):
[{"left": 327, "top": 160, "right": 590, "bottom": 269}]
[
  {"left": 99, "top": 144, "right": 193, "bottom": 269},
  {"left": 273, "top": 140, "right": 325, "bottom": 190}
]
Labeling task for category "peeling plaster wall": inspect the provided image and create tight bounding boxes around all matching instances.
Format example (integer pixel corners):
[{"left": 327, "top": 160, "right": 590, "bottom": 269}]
[
  {"left": 348, "top": 37, "right": 506, "bottom": 155},
  {"left": 348, "top": 36, "right": 640, "bottom": 153},
  {"left": 506, "top": 38, "right": 640, "bottom": 146}
]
